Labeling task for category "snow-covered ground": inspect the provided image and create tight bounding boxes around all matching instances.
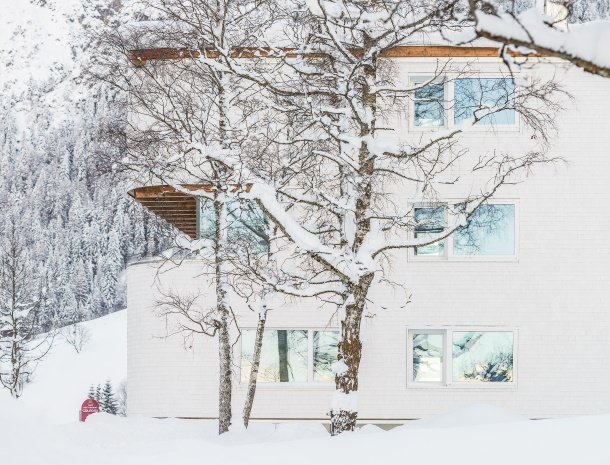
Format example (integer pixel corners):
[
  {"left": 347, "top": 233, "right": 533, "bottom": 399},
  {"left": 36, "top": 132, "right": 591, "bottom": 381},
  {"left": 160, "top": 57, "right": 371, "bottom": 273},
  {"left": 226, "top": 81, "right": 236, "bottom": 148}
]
[
  {"left": 1, "top": 311, "right": 609, "bottom": 464},
  {"left": 0, "top": 311, "right": 126, "bottom": 424}
]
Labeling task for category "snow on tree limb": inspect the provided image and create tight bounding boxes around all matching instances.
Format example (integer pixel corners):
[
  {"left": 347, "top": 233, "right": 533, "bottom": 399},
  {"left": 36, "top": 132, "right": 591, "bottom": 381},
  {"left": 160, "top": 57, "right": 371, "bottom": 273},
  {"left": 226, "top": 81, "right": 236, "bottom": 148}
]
[{"left": 471, "top": 3, "right": 610, "bottom": 78}]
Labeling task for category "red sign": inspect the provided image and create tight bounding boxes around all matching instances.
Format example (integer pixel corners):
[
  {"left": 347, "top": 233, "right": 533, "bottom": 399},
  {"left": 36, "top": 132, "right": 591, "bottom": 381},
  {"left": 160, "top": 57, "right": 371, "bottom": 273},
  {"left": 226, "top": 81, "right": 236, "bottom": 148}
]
[{"left": 80, "top": 398, "right": 100, "bottom": 422}]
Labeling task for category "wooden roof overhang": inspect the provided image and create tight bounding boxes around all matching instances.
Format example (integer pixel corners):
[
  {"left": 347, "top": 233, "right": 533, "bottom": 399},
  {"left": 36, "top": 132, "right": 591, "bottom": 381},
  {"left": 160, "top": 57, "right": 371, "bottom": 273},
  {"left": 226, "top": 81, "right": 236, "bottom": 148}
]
[
  {"left": 129, "top": 184, "right": 252, "bottom": 239},
  {"left": 129, "top": 45, "right": 542, "bottom": 67}
]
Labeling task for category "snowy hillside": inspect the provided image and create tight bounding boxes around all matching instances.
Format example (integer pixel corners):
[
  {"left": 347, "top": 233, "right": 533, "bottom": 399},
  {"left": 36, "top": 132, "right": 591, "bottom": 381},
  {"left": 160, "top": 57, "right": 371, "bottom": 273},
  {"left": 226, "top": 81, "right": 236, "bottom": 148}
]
[
  {"left": 0, "top": 311, "right": 126, "bottom": 424},
  {"left": 0, "top": 0, "right": 170, "bottom": 329}
]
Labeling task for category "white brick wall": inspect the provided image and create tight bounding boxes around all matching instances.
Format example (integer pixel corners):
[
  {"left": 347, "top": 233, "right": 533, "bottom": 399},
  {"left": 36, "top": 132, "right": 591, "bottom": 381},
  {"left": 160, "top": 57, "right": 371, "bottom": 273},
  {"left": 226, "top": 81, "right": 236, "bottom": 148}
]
[{"left": 127, "top": 60, "right": 610, "bottom": 421}]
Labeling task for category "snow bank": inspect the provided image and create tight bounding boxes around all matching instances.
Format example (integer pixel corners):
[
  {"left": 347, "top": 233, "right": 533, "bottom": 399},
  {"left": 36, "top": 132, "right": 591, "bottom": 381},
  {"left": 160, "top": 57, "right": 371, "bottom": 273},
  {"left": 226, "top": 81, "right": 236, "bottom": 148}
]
[
  {"left": 1, "top": 397, "right": 609, "bottom": 465},
  {"left": 403, "top": 403, "right": 526, "bottom": 429}
]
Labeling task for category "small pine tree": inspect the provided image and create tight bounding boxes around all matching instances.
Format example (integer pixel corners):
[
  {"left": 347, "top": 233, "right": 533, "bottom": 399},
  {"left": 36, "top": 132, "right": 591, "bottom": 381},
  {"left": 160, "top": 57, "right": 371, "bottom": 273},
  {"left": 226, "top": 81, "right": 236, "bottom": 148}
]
[
  {"left": 101, "top": 380, "right": 118, "bottom": 415},
  {"left": 95, "top": 384, "right": 102, "bottom": 403},
  {"left": 87, "top": 384, "right": 96, "bottom": 400}
]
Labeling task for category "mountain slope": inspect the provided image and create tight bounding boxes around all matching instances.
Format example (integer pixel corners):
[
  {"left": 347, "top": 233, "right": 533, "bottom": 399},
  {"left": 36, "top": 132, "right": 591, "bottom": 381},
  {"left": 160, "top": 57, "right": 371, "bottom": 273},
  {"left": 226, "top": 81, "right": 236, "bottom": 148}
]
[{"left": 0, "top": 0, "right": 170, "bottom": 328}]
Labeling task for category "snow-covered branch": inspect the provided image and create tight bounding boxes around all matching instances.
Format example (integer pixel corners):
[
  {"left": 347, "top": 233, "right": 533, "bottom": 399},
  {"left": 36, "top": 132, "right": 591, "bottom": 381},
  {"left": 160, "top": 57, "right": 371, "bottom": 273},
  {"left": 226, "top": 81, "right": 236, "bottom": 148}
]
[{"left": 470, "top": 2, "right": 610, "bottom": 78}]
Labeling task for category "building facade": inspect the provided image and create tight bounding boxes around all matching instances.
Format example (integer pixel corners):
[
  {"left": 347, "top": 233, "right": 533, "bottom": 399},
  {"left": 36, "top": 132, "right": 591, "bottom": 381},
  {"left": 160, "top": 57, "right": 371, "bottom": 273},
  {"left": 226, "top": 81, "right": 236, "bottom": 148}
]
[{"left": 126, "top": 49, "right": 610, "bottom": 422}]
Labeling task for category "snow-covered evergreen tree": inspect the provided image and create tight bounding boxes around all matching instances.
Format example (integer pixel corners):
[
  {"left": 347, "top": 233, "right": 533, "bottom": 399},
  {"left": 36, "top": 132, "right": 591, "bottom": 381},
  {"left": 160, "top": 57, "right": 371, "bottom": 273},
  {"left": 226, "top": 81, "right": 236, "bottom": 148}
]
[{"left": 101, "top": 380, "right": 118, "bottom": 415}]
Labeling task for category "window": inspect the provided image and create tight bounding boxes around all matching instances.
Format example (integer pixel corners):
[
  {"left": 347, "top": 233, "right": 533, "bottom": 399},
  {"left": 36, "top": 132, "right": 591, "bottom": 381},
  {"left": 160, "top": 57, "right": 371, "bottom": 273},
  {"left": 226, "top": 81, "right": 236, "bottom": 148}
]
[
  {"left": 412, "top": 203, "right": 516, "bottom": 260},
  {"left": 453, "top": 204, "right": 515, "bottom": 256},
  {"left": 410, "top": 75, "right": 518, "bottom": 131},
  {"left": 414, "top": 207, "right": 446, "bottom": 256},
  {"left": 241, "top": 329, "right": 339, "bottom": 383},
  {"left": 409, "top": 329, "right": 515, "bottom": 386},
  {"left": 198, "top": 198, "right": 269, "bottom": 253},
  {"left": 454, "top": 78, "right": 516, "bottom": 125},
  {"left": 313, "top": 331, "right": 340, "bottom": 381},
  {"left": 412, "top": 78, "right": 445, "bottom": 127},
  {"left": 412, "top": 332, "right": 444, "bottom": 382},
  {"left": 452, "top": 331, "right": 514, "bottom": 382}
]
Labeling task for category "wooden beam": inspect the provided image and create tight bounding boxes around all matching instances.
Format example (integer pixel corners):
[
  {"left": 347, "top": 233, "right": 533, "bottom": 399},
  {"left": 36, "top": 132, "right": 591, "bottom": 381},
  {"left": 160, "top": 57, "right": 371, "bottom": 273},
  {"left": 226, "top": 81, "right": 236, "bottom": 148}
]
[
  {"left": 129, "top": 183, "right": 251, "bottom": 199},
  {"left": 129, "top": 45, "right": 542, "bottom": 67}
]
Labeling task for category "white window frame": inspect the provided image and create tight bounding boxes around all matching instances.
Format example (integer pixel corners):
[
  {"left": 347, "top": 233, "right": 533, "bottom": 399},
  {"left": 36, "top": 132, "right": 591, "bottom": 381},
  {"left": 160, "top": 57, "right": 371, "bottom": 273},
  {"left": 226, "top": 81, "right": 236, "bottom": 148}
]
[
  {"left": 238, "top": 327, "right": 340, "bottom": 389},
  {"left": 412, "top": 203, "right": 449, "bottom": 259},
  {"left": 407, "top": 326, "right": 518, "bottom": 390},
  {"left": 409, "top": 199, "right": 519, "bottom": 262},
  {"left": 408, "top": 75, "right": 448, "bottom": 131},
  {"left": 408, "top": 73, "right": 521, "bottom": 133}
]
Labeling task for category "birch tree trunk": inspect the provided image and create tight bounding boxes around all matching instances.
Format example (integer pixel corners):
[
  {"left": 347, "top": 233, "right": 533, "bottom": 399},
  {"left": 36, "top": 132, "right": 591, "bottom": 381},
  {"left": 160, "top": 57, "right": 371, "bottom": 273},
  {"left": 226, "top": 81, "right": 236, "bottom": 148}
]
[
  {"left": 242, "top": 308, "right": 267, "bottom": 428},
  {"left": 214, "top": 192, "right": 232, "bottom": 434},
  {"left": 217, "top": 316, "right": 232, "bottom": 434}
]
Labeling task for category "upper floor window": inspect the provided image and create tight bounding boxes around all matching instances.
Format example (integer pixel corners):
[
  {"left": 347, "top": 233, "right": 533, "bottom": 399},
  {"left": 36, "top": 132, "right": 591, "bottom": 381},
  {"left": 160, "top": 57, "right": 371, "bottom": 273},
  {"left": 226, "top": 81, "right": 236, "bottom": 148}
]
[
  {"left": 453, "top": 204, "right": 515, "bottom": 256},
  {"left": 412, "top": 77, "right": 445, "bottom": 127},
  {"left": 414, "top": 206, "right": 446, "bottom": 256},
  {"left": 198, "top": 197, "right": 269, "bottom": 253},
  {"left": 410, "top": 76, "right": 517, "bottom": 130},
  {"left": 454, "top": 78, "right": 516, "bottom": 126},
  {"left": 409, "top": 328, "right": 515, "bottom": 386},
  {"left": 412, "top": 202, "right": 517, "bottom": 260},
  {"left": 240, "top": 329, "right": 339, "bottom": 383}
]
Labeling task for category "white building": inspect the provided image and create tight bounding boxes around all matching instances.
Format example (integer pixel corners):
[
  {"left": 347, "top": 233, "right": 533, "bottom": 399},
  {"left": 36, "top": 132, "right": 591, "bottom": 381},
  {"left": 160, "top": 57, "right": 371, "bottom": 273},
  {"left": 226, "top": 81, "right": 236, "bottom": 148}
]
[{"left": 126, "top": 44, "right": 610, "bottom": 423}]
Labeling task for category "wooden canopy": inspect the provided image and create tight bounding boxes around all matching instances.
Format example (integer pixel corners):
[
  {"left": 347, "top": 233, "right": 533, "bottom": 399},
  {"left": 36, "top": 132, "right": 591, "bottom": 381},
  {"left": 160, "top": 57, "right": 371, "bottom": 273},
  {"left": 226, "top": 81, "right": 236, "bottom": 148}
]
[
  {"left": 129, "top": 185, "right": 199, "bottom": 238},
  {"left": 129, "top": 184, "right": 252, "bottom": 239}
]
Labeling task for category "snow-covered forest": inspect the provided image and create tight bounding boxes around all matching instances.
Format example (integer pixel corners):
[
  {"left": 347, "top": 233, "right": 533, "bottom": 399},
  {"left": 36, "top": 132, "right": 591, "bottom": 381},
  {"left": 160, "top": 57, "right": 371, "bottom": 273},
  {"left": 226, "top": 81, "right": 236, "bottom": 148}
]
[{"left": 0, "top": 0, "right": 171, "bottom": 331}]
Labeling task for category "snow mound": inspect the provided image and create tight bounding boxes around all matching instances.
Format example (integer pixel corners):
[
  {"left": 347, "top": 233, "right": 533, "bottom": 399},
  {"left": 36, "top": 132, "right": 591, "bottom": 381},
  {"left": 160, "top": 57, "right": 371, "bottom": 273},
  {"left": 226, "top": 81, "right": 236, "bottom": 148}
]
[
  {"left": 2, "top": 391, "right": 610, "bottom": 464},
  {"left": 405, "top": 403, "right": 526, "bottom": 429},
  {"left": 271, "top": 421, "right": 329, "bottom": 441}
]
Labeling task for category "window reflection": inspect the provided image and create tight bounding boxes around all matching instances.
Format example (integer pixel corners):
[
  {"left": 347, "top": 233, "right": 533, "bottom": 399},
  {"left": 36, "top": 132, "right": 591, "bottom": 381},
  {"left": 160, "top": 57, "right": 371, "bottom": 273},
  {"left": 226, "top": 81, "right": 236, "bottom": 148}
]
[
  {"left": 241, "top": 330, "right": 308, "bottom": 382},
  {"left": 414, "top": 207, "right": 446, "bottom": 256},
  {"left": 453, "top": 204, "right": 515, "bottom": 256},
  {"left": 452, "top": 331, "right": 514, "bottom": 382},
  {"left": 412, "top": 332, "right": 444, "bottom": 382},
  {"left": 454, "top": 78, "right": 515, "bottom": 125},
  {"left": 413, "top": 80, "right": 445, "bottom": 127},
  {"left": 198, "top": 198, "right": 269, "bottom": 253},
  {"left": 313, "top": 331, "right": 339, "bottom": 381}
]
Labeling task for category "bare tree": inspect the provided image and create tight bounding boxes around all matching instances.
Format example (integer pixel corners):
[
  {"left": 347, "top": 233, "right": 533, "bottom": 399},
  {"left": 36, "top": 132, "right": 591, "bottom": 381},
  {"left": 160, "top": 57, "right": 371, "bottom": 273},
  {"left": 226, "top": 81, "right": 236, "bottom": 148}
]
[
  {"left": 97, "top": 0, "right": 564, "bottom": 435},
  {"left": 96, "top": 0, "right": 287, "bottom": 434},
  {"left": 116, "top": 379, "right": 128, "bottom": 416},
  {"left": 0, "top": 218, "right": 53, "bottom": 398},
  {"left": 241, "top": 295, "right": 268, "bottom": 428},
  {"left": 210, "top": 0, "right": 563, "bottom": 434},
  {"left": 62, "top": 323, "right": 91, "bottom": 354}
]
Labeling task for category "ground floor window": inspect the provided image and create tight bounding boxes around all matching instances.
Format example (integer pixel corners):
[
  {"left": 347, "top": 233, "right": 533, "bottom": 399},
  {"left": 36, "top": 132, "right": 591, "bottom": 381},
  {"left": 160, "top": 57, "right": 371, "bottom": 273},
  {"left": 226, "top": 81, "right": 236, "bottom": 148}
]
[
  {"left": 409, "top": 328, "right": 515, "bottom": 386},
  {"left": 241, "top": 329, "right": 339, "bottom": 383}
]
